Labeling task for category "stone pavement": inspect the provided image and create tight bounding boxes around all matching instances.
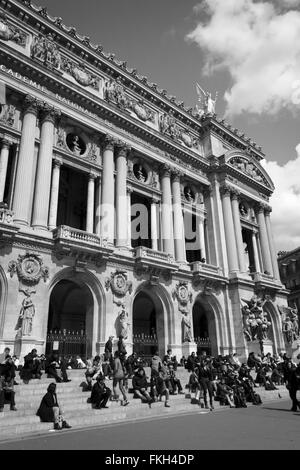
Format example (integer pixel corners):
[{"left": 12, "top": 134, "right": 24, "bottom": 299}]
[{"left": 0, "top": 367, "right": 289, "bottom": 442}]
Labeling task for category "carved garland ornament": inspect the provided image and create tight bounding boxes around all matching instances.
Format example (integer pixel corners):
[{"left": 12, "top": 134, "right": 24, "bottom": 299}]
[
  {"left": 8, "top": 252, "right": 49, "bottom": 285},
  {"left": 105, "top": 270, "right": 133, "bottom": 297}
]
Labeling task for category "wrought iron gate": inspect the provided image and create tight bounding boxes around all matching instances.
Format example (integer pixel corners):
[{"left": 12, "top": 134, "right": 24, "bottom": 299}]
[{"left": 46, "top": 329, "right": 87, "bottom": 359}]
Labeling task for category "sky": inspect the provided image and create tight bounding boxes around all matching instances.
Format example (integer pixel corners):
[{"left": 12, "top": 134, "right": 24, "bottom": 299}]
[{"left": 37, "top": 0, "right": 300, "bottom": 252}]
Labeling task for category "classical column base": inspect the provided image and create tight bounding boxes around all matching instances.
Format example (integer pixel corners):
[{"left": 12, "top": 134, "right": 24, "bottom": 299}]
[
  {"left": 181, "top": 342, "right": 197, "bottom": 358},
  {"left": 13, "top": 336, "right": 45, "bottom": 361},
  {"left": 247, "top": 339, "right": 274, "bottom": 356}
]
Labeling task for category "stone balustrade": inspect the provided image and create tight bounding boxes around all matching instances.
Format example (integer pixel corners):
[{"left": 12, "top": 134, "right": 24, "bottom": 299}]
[{"left": 53, "top": 225, "right": 107, "bottom": 246}]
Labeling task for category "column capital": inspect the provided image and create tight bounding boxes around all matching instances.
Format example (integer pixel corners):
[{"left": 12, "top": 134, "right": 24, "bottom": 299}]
[
  {"left": 103, "top": 134, "right": 115, "bottom": 151},
  {"left": 151, "top": 196, "right": 160, "bottom": 204},
  {"left": 159, "top": 163, "right": 172, "bottom": 177},
  {"left": 230, "top": 188, "right": 241, "bottom": 201},
  {"left": 40, "top": 104, "right": 61, "bottom": 124},
  {"left": 171, "top": 168, "right": 184, "bottom": 182},
  {"left": 1, "top": 138, "right": 12, "bottom": 150},
  {"left": 115, "top": 142, "right": 131, "bottom": 157},
  {"left": 22, "top": 95, "right": 39, "bottom": 116},
  {"left": 53, "top": 157, "right": 62, "bottom": 168},
  {"left": 255, "top": 202, "right": 268, "bottom": 214},
  {"left": 88, "top": 171, "right": 97, "bottom": 181},
  {"left": 264, "top": 205, "right": 272, "bottom": 215},
  {"left": 220, "top": 183, "right": 232, "bottom": 197}
]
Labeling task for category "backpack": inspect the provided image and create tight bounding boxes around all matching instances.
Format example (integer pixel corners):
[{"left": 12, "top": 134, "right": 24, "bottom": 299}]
[{"left": 252, "top": 393, "right": 262, "bottom": 405}]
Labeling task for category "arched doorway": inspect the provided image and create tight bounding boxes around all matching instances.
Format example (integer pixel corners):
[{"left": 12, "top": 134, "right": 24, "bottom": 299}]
[
  {"left": 46, "top": 279, "right": 93, "bottom": 359},
  {"left": 132, "top": 290, "right": 166, "bottom": 362},
  {"left": 192, "top": 298, "right": 218, "bottom": 356}
]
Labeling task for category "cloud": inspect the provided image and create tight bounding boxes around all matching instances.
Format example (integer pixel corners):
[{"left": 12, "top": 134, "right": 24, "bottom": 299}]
[
  {"left": 186, "top": 0, "right": 300, "bottom": 116},
  {"left": 261, "top": 146, "right": 300, "bottom": 252}
]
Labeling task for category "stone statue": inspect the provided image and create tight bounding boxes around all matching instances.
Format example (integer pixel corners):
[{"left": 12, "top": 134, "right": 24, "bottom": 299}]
[
  {"left": 278, "top": 304, "right": 299, "bottom": 344},
  {"left": 182, "top": 311, "right": 192, "bottom": 343},
  {"left": 136, "top": 165, "right": 146, "bottom": 182},
  {"left": 118, "top": 306, "right": 130, "bottom": 340},
  {"left": 195, "top": 82, "right": 218, "bottom": 117},
  {"left": 241, "top": 295, "right": 271, "bottom": 342},
  {"left": 17, "top": 289, "right": 36, "bottom": 336},
  {"left": 70, "top": 135, "right": 82, "bottom": 155}
]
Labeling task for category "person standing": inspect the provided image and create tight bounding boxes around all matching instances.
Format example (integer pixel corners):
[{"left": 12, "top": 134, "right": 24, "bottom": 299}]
[
  {"left": 285, "top": 361, "right": 300, "bottom": 412},
  {"left": 0, "top": 357, "right": 17, "bottom": 412},
  {"left": 112, "top": 351, "right": 129, "bottom": 406}
]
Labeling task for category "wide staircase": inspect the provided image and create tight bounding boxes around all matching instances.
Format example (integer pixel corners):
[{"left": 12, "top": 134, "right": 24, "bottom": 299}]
[{"left": 0, "top": 367, "right": 289, "bottom": 441}]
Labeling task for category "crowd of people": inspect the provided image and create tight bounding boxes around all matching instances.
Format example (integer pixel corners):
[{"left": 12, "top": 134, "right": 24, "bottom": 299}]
[{"left": 1, "top": 341, "right": 300, "bottom": 431}]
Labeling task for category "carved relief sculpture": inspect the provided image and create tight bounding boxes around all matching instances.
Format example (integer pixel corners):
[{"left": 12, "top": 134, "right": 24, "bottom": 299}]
[
  {"left": 0, "top": 104, "right": 16, "bottom": 127},
  {"left": 31, "top": 33, "right": 62, "bottom": 71},
  {"left": 277, "top": 304, "right": 299, "bottom": 344},
  {"left": 241, "top": 295, "right": 271, "bottom": 342},
  {"left": 105, "top": 270, "right": 132, "bottom": 297},
  {"left": 130, "top": 99, "right": 155, "bottom": 123},
  {"left": 104, "top": 77, "right": 129, "bottom": 110},
  {"left": 0, "top": 12, "right": 26, "bottom": 45},
  {"left": 62, "top": 58, "right": 99, "bottom": 89},
  {"left": 8, "top": 252, "right": 49, "bottom": 285}
]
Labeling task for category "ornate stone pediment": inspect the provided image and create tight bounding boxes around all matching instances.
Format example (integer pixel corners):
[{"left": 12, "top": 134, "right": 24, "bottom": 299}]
[
  {"left": 8, "top": 252, "right": 49, "bottom": 285},
  {"left": 0, "top": 12, "right": 26, "bottom": 46},
  {"left": 105, "top": 270, "right": 133, "bottom": 297},
  {"left": 225, "top": 151, "right": 274, "bottom": 190}
]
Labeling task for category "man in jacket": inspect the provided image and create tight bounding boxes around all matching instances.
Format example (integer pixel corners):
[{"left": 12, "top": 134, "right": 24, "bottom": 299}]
[
  {"left": 0, "top": 357, "right": 17, "bottom": 412},
  {"left": 132, "top": 367, "right": 152, "bottom": 407}
]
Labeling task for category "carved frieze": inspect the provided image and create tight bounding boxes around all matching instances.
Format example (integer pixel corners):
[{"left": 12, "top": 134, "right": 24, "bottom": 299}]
[
  {"left": 105, "top": 270, "right": 133, "bottom": 297},
  {"left": 62, "top": 58, "right": 100, "bottom": 89},
  {"left": 130, "top": 99, "right": 155, "bottom": 123},
  {"left": 159, "top": 111, "right": 201, "bottom": 150},
  {"left": 31, "top": 33, "right": 62, "bottom": 71},
  {"left": 104, "top": 77, "right": 129, "bottom": 111},
  {"left": 0, "top": 12, "right": 27, "bottom": 46},
  {"left": 8, "top": 252, "right": 49, "bottom": 285}
]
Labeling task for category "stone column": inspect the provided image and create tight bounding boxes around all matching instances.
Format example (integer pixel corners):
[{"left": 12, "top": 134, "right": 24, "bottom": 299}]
[
  {"left": 86, "top": 173, "right": 96, "bottom": 233},
  {"left": 115, "top": 144, "right": 129, "bottom": 247},
  {"left": 171, "top": 170, "right": 185, "bottom": 262},
  {"left": 48, "top": 158, "right": 62, "bottom": 230},
  {"left": 198, "top": 216, "right": 207, "bottom": 261},
  {"left": 0, "top": 139, "right": 11, "bottom": 202},
  {"left": 256, "top": 203, "right": 273, "bottom": 276},
  {"left": 231, "top": 190, "right": 246, "bottom": 272},
  {"left": 220, "top": 184, "right": 239, "bottom": 273},
  {"left": 265, "top": 206, "right": 280, "bottom": 280},
  {"left": 13, "top": 95, "right": 39, "bottom": 226},
  {"left": 101, "top": 136, "right": 115, "bottom": 244},
  {"left": 252, "top": 230, "right": 261, "bottom": 273},
  {"left": 127, "top": 186, "right": 132, "bottom": 248},
  {"left": 160, "top": 165, "right": 174, "bottom": 256},
  {"left": 32, "top": 105, "right": 59, "bottom": 230},
  {"left": 151, "top": 198, "right": 159, "bottom": 251},
  {"left": 95, "top": 177, "right": 102, "bottom": 236}
]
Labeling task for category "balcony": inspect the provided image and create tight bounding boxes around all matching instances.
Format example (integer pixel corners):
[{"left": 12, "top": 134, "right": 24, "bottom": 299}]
[
  {"left": 251, "top": 271, "right": 283, "bottom": 295},
  {"left": 190, "top": 261, "right": 226, "bottom": 293},
  {"left": 134, "top": 246, "right": 179, "bottom": 282},
  {"left": 0, "top": 206, "right": 20, "bottom": 240},
  {"left": 52, "top": 225, "right": 114, "bottom": 265}
]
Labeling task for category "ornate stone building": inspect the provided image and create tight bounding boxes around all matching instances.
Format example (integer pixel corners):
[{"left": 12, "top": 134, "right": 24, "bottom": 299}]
[{"left": 0, "top": 0, "right": 291, "bottom": 361}]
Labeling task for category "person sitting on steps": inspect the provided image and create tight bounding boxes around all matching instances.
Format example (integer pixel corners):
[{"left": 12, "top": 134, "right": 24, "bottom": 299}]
[
  {"left": 36, "top": 382, "right": 71, "bottom": 430},
  {"left": 90, "top": 373, "right": 112, "bottom": 409},
  {"left": 132, "top": 366, "right": 152, "bottom": 408}
]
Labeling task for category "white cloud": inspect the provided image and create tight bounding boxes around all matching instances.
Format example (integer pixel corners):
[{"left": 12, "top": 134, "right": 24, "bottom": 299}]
[
  {"left": 261, "top": 147, "right": 300, "bottom": 252},
  {"left": 186, "top": 0, "right": 300, "bottom": 116}
]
